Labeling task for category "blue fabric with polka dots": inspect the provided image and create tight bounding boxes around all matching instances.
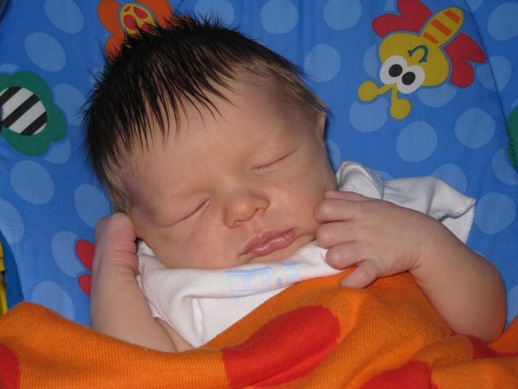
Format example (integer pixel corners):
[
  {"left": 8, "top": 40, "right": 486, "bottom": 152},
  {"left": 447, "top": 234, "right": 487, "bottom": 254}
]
[{"left": 1, "top": 0, "right": 517, "bottom": 326}]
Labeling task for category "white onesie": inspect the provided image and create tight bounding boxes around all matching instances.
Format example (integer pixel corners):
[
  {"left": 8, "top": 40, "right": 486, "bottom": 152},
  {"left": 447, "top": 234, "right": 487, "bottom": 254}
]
[{"left": 138, "top": 161, "right": 476, "bottom": 347}]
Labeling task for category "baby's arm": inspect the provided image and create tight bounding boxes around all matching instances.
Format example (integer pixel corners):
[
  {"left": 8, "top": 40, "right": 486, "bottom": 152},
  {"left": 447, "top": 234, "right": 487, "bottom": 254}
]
[
  {"left": 90, "top": 213, "right": 191, "bottom": 352},
  {"left": 315, "top": 191, "right": 506, "bottom": 342}
]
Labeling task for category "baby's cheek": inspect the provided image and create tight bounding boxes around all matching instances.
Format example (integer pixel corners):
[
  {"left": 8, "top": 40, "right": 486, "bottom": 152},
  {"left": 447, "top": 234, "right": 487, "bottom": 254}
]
[
  {"left": 175, "top": 233, "right": 230, "bottom": 269},
  {"left": 147, "top": 234, "right": 186, "bottom": 269}
]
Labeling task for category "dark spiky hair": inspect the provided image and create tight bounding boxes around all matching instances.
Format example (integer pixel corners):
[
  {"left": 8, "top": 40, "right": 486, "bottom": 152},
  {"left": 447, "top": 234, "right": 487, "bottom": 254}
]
[{"left": 83, "top": 16, "right": 326, "bottom": 211}]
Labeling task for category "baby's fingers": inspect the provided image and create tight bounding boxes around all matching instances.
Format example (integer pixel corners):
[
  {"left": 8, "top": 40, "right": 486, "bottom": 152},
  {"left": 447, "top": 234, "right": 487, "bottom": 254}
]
[
  {"left": 315, "top": 198, "right": 353, "bottom": 223},
  {"left": 315, "top": 192, "right": 372, "bottom": 223},
  {"left": 339, "top": 259, "right": 381, "bottom": 289},
  {"left": 316, "top": 221, "right": 357, "bottom": 249}
]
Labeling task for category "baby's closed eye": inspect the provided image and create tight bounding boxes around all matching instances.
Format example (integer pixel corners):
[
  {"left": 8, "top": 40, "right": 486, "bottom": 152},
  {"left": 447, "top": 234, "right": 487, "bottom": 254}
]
[
  {"left": 178, "top": 199, "right": 210, "bottom": 223},
  {"left": 156, "top": 199, "right": 210, "bottom": 228},
  {"left": 254, "top": 147, "right": 299, "bottom": 173}
]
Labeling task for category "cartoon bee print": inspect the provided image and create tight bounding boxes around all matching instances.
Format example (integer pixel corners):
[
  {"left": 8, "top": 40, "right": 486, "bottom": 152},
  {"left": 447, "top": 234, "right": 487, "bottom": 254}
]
[{"left": 358, "top": 0, "right": 486, "bottom": 120}]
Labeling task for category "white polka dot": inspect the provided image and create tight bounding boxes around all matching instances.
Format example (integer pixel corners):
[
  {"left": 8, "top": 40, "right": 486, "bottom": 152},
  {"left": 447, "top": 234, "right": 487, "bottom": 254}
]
[
  {"left": 417, "top": 83, "right": 457, "bottom": 108},
  {"left": 10, "top": 161, "right": 55, "bottom": 205},
  {"left": 32, "top": 281, "right": 76, "bottom": 321},
  {"left": 323, "top": 0, "right": 362, "bottom": 30},
  {"left": 52, "top": 231, "right": 85, "bottom": 277},
  {"left": 488, "top": 3, "right": 518, "bottom": 41},
  {"left": 474, "top": 192, "right": 516, "bottom": 234},
  {"left": 44, "top": 140, "right": 72, "bottom": 164},
  {"left": 362, "top": 44, "right": 379, "bottom": 80},
  {"left": 452, "top": 0, "right": 482, "bottom": 11},
  {"left": 396, "top": 121, "right": 437, "bottom": 162},
  {"left": 44, "top": 0, "right": 84, "bottom": 34},
  {"left": 74, "top": 184, "right": 111, "bottom": 228},
  {"left": 349, "top": 99, "right": 388, "bottom": 133},
  {"left": 431, "top": 164, "right": 468, "bottom": 193},
  {"left": 477, "top": 62, "right": 498, "bottom": 92},
  {"left": 0, "top": 63, "right": 20, "bottom": 73},
  {"left": 326, "top": 139, "right": 342, "bottom": 171},
  {"left": 488, "top": 56, "right": 512, "bottom": 92},
  {"left": 304, "top": 44, "right": 341, "bottom": 83},
  {"left": 25, "top": 32, "right": 66, "bottom": 72},
  {"left": 0, "top": 199, "right": 24, "bottom": 244},
  {"left": 261, "top": 0, "right": 298, "bottom": 34},
  {"left": 455, "top": 108, "right": 495, "bottom": 149}
]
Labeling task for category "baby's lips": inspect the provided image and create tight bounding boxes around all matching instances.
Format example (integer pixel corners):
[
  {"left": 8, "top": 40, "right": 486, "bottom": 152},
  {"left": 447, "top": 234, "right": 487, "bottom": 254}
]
[{"left": 242, "top": 229, "right": 296, "bottom": 258}]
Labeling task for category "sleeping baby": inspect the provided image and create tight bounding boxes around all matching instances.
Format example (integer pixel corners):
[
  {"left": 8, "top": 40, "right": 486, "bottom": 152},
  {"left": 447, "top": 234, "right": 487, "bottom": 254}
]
[{"left": 83, "top": 17, "right": 506, "bottom": 352}]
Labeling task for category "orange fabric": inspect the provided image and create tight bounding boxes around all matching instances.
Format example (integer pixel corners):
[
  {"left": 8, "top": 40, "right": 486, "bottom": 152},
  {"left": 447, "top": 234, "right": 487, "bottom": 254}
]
[{"left": 1, "top": 273, "right": 517, "bottom": 388}]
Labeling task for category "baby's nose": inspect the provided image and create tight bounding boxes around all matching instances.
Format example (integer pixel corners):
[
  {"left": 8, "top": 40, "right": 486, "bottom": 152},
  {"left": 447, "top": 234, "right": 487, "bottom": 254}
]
[{"left": 224, "top": 190, "right": 269, "bottom": 227}]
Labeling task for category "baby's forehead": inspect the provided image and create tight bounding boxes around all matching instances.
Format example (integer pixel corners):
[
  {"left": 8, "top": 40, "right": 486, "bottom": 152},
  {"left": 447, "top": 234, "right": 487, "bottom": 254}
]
[
  {"left": 119, "top": 70, "right": 314, "bottom": 174},
  {"left": 158, "top": 72, "right": 297, "bottom": 128}
]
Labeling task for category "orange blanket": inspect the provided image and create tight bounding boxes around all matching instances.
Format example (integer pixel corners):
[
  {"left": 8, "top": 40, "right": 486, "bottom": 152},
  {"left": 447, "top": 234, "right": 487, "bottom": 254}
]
[{"left": 1, "top": 273, "right": 518, "bottom": 388}]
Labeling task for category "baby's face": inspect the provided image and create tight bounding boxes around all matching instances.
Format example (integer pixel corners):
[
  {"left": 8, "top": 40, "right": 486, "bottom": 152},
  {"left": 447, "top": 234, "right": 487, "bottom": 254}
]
[{"left": 120, "top": 77, "right": 337, "bottom": 269}]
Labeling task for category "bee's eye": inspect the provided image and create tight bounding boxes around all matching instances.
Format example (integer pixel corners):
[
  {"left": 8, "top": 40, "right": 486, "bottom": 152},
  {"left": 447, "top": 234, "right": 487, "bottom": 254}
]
[
  {"left": 380, "top": 55, "right": 424, "bottom": 94},
  {"left": 398, "top": 66, "right": 424, "bottom": 94},
  {"left": 389, "top": 64, "right": 403, "bottom": 78},
  {"left": 402, "top": 71, "right": 416, "bottom": 86},
  {"left": 380, "top": 56, "right": 407, "bottom": 84}
]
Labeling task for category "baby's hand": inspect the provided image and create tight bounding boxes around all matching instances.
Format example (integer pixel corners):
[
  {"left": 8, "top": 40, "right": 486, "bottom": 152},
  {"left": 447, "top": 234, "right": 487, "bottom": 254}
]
[
  {"left": 315, "top": 191, "right": 433, "bottom": 288},
  {"left": 93, "top": 212, "right": 139, "bottom": 275}
]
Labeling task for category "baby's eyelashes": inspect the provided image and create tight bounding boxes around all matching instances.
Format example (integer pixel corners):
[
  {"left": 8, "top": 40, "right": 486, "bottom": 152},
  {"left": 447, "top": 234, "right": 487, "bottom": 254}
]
[
  {"left": 158, "top": 199, "right": 210, "bottom": 228},
  {"left": 179, "top": 200, "right": 210, "bottom": 222},
  {"left": 253, "top": 147, "right": 299, "bottom": 173}
]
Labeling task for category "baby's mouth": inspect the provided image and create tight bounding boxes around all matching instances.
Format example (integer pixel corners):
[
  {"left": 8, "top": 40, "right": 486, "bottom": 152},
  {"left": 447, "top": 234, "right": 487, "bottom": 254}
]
[{"left": 241, "top": 229, "right": 296, "bottom": 258}]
